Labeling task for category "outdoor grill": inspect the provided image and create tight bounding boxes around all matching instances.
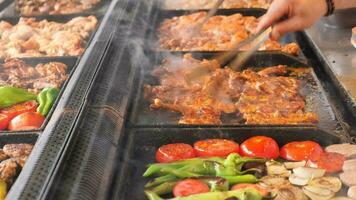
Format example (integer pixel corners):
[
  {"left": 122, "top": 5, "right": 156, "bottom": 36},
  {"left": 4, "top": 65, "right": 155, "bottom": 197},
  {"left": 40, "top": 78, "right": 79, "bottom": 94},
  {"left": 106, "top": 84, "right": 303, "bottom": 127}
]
[{"left": 0, "top": 0, "right": 355, "bottom": 200}]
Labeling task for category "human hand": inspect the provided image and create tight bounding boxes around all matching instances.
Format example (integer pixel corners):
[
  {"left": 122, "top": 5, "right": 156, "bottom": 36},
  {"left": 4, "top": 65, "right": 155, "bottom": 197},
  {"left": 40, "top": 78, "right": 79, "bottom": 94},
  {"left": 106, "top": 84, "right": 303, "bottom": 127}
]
[{"left": 256, "top": 0, "right": 328, "bottom": 40}]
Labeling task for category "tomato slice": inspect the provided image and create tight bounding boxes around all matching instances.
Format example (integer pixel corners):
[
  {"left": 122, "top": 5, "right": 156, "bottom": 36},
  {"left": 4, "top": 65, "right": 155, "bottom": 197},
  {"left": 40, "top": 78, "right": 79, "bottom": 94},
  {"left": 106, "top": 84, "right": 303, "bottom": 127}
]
[
  {"left": 280, "top": 141, "right": 323, "bottom": 161},
  {"left": 8, "top": 112, "right": 45, "bottom": 131},
  {"left": 194, "top": 139, "right": 239, "bottom": 157},
  {"left": 156, "top": 143, "right": 196, "bottom": 163},
  {"left": 0, "top": 114, "right": 9, "bottom": 131},
  {"left": 173, "top": 179, "right": 210, "bottom": 197},
  {"left": 306, "top": 152, "right": 345, "bottom": 173},
  {"left": 239, "top": 136, "right": 279, "bottom": 159},
  {"left": 1, "top": 100, "right": 38, "bottom": 120},
  {"left": 232, "top": 183, "right": 269, "bottom": 197}
]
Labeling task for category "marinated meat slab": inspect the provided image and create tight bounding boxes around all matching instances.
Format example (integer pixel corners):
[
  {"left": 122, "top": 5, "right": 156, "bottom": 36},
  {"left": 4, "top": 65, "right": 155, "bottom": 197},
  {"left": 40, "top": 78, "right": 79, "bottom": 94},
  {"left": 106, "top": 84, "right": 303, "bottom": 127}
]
[
  {"left": 0, "top": 143, "right": 33, "bottom": 185},
  {"left": 0, "top": 16, "right": 98, "bottom": 58},
  {"left": 0, "top": 59, "right": 68, "bottom": 94},
  {"left": 164, "top": 0, "right": 270, "bottom": 10},
  {"left": 158, "top": 12, "right": 299, "bottom": 54},
  {"left": 3, "top": 143, "right": 33, "bottom": 158},
  {"left": 16, "top": 0, "right": 101, "bottom": 16},
  {"left": 144, "top": 54, "right": 318, "bottom": 125}
]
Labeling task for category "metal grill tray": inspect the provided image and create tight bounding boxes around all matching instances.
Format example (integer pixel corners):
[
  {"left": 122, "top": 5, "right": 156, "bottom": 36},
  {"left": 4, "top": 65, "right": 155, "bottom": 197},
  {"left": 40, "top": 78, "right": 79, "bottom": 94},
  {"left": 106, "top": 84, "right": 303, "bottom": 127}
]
[
  {"left": 0, "top": 57, "right": 78, "bottom": 134},
  {"left": 0, "top": 14, "right": 103, "bottom": 59},
  {"left": 128, "top": 52, "right": 342, "bottom": 136},
  {"left": 112, "top": 127, "right": 344, "bottom": 200},
  {"left": 147, "top": 9, "right": 306, "bottom": 61},
  {"left": 0, "top": 133, "right": 38, "bottom": 194},
  {"left": 0, "top": 0, "right": 111, "bottom": 18}
]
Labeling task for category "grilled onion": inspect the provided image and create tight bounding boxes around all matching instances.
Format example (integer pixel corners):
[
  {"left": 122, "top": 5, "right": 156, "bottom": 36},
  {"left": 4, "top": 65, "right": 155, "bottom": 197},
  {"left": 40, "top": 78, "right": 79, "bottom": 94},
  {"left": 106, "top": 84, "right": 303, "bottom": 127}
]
[{"left": 309, "top": 177, "right": 342, "bottom": 193}]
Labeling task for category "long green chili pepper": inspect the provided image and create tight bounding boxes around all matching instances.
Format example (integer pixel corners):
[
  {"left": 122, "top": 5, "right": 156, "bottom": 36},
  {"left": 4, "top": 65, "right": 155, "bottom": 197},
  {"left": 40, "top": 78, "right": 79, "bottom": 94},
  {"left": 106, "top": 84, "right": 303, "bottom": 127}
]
[
  {"left": 151, "top": 181, "right": 178, "bottom": 196},
  {"left": 144, "top": 190, "right": 164, "bottom": 200},
  {"left": 146, "top": 174, "right": 178, "bottom": 188},
  {"left": 220, "top": 174, "right": 259, "bottom": 184},
  {"left": 0, "top": 86, "right": 37, "bottom": 109}
]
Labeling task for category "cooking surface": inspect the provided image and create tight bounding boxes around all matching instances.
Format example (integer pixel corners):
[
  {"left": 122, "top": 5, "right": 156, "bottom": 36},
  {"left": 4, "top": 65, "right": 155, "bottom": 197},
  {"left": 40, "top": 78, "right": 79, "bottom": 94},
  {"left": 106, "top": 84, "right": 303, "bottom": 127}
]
[{"left": 306, "top": 21, "right": 356, "bottom": 108}]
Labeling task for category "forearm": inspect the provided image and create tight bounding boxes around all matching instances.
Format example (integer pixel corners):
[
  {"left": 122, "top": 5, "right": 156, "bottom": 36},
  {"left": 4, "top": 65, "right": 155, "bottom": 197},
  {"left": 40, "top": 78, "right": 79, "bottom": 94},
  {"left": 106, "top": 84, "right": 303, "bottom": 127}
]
[{"left": 334, "top": 0, "right": 356, "bottom": 9}]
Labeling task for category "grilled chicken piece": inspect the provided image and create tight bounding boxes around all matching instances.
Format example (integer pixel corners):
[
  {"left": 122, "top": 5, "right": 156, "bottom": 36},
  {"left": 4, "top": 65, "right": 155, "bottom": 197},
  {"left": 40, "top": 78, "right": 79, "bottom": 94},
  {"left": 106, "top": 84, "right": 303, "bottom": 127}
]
[
  {"left": 15, "top": 0, "right": 101, "bottom": 16},
  {"left": 3, "top": 144, "right": 33, "bottom": 158},
  {"left": 0, "top": 59, "right": 68, "bottom": 93},
  {"left": 0, "top": 16, "right": 97, "bottom": 58},
  {"left": 158, "top": 12, "right": 299, "bottom": 55},
  {"left": 0, "top": 150, "right": 8, "bottom": 162},
  {"left": 12, "top": 156, "right": 28, "bottom": 168},
  {"left": 0, "top": 159, "right": 18, "bottom": 185},
  {"left": 164, "top": 0, "right": 270, "bottom": 10}
]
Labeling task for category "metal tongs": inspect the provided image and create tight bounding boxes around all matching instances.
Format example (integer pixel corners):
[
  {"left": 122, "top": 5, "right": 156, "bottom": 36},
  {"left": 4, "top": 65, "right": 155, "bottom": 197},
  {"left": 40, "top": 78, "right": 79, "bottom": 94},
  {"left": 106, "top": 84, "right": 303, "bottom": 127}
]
[{"left": 215, "top": 26, "right": 273, "bottom": 71}]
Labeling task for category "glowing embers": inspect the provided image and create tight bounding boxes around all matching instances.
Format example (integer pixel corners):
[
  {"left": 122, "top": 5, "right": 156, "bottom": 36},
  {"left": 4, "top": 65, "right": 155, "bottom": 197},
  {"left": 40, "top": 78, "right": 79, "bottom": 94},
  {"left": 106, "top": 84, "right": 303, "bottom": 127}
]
[
  {"left": 158, "top": 12, "right": 299, "bottom": 54},
  {"left": 144, "top": 54, "right": 318, "bottom": 125}
]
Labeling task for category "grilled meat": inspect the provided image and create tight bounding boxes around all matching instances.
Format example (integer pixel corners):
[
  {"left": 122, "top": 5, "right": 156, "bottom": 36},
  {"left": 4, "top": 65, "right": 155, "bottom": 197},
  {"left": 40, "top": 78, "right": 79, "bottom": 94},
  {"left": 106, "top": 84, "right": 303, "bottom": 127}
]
[
  {"left": 0, "top": 150, "right": 8, "bottom": 162},
  {"left": 0, "top": 59, "right": 68, "bottom": 93},
  {"left": 158, "top": 12, "right": 299, "bottom": 54},
  {"left": 3, "top": 143, "right": 33, "bottom": 158},
  {"left": 164, "top": 0, "right": 270, "bottom": 10},
  {"left": 0, "top": 159, "right": 18, "bottom": 185},
  {"left": 0, "top": 16, "right": 97, "bottom": 58},
  {"left": 145, "top": 54, "right": 318, "bottom": 125},
  {"left": 16, "top": 0, "right": 101, "bottom": 16}
]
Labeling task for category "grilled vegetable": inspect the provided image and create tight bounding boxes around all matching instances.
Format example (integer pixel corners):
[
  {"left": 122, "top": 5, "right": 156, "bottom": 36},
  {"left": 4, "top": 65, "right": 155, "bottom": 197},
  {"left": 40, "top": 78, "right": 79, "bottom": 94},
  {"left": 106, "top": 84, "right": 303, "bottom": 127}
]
[
  {"left": 0, "top": 180, "right": 6, "bottom": 200},
  {"left": 193, "top": 139, "right": 239, "bottom": 157},
  {"left": 8, "top": 112, "right": 45, "bottom": 131},
  {"left": 173, "top": 179, "right": 209, "bottom": 197},
  {"left": 0, "top": 87, "right": 37, "bottom": 109},
  {"left": 284, "top": 161, "right": 306, "bottom": 170},
  {"left": 292, "top": 167, "right": 325, "bottom": 179},
  {"left": 1, "top": 100, "right": 38, "bottom": 120},
  {"left": 199, "top": 177, "right": 229, "bottom": 192},
  {"left": 37, "top": 88, "right": 60, "bottom": 116},
  {"left": 144, "top": 153, "right": 264, "bottom": 184},
  {"left": 275, "top": 185, "right": 308, "bottom": 200},
  {"left": 171, "top": 188, "right": 262, "bottom": 200},
  {"left": 302, "top": 185, "right": 335, "bottom": 200},
  {"left": 266, "top": 161, "right": 291, "bottom": 177},
  {"left": 280, "top": 141, "right": 323, "bottom": 161},
  {"left": 240, "top": 136, "right": 279, "bottom": 159},
  {"left": 232, "top": 184, "right": 269, "bottom": 197},
  {"left": 308, "top": 177, "right": 342, "bottom": 193},
  {"left": 0, "top": 114, "right": 9, "bottom": 131},
  {"left": 289, "top": 174, "right": 309, "bottom": 186},
  {"left": 307, "top": 152, "right": 345, "bottom": 173}
]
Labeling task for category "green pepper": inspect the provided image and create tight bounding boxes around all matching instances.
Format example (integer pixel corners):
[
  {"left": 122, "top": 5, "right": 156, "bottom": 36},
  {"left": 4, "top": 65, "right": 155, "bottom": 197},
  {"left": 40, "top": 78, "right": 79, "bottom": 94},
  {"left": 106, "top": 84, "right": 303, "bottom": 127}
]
[
  {"left": 0, "top": 180, "right": 6, "bottom": 200},
  {"left": 0, "top": 86, "right": 37, "bottom": 109},
  {"left": 169, "top": 188, "right": 262, "bottom": 200},
  {"left": 37, "top": 88, "right": 60, "bottom": 116}
]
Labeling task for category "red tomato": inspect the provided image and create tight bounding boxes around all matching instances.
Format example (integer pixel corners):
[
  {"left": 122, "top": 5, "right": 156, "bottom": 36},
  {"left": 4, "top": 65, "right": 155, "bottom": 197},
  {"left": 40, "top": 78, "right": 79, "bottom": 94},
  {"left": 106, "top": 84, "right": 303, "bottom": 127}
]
[
  {"left": 8, "top": 112, "right": 45, "bottom": 131},
  {"left": 306, "top": 152, "right": 345, "bottom": 173},
  {"left": 0, "top": 114, "right": 10, "bottom": 131},
  {"left": 194, "top": 139, "right": 239, "bottom": 157},
  {"left": 156, "top": 143, "right": 196, "bottom": 163},
  {"left": 232, "top": 183, "right": 269, "bottom": 197},
  {"left": 239, "top": 136, "right": 279, "bottom": 159},
  {"left": 173, "top": 179, "right": 209, "bottom": 197},
  {"left": 280, "top": 141, "right": 323, "bottom": 161},
  {"left": 1, "top": 100, "right": 38, "bottom": 120}
]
